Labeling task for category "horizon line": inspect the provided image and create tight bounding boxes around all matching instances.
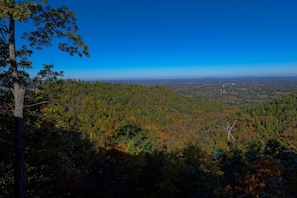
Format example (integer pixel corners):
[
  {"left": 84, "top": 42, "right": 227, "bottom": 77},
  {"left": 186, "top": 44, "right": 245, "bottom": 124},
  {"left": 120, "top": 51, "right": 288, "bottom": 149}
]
[
  {"left": 73, "top": 75, "right": 297, "bottom": 82},
  {"left": 69, "top": 74, "right": 297, "bottom": 82}
]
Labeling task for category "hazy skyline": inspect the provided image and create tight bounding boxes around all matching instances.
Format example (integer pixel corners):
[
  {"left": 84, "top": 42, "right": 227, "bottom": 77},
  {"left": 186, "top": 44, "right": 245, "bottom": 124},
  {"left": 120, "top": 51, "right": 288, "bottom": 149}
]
[{"left": 20, "top": 0, "right": 297, "bottom": 80}]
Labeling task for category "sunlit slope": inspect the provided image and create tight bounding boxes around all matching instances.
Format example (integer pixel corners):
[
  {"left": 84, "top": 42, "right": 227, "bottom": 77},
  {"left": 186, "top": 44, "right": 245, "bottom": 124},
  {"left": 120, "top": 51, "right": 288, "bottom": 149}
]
[
  {"left": 235, "top": 92, "right": 297, "bottom": 149},
  {"left": 41, "top": 80, "right": 236, "bottom": 151}
]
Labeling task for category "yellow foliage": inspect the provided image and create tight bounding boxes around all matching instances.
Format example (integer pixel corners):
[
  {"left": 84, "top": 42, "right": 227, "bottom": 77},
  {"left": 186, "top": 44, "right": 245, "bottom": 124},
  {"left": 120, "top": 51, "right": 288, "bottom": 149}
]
[
  {"left": 99, "top": 124, "right": 107, "bottom": 132},
  {"left": 115, "top": 102, "right": 122, "bottom": 108},
  {"left": 115, "top": 143, "right": 127, "bottom": 152},
  {"left": 129, "top": 115, "right": 136, "bottom": 122}
]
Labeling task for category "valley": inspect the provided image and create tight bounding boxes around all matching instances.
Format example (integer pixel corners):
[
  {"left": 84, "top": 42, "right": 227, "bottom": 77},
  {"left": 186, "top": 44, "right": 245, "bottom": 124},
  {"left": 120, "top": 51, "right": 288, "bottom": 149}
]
[
  {"left": 1, "top": 77, "right": 297, "bottom": 197},
  {"left": 111, "top": 76, "right": 297, "bottom": 106}
]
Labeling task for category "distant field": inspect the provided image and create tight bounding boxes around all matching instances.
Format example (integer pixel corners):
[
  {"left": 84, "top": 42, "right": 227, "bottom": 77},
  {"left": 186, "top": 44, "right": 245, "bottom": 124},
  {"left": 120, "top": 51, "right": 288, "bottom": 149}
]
[{"left": 106, "top": 76, "right": 297, "bottom": 107}]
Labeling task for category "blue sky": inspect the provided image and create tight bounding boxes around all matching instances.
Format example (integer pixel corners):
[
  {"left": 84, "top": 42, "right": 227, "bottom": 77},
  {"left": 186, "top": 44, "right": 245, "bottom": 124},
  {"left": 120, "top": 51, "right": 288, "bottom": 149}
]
[{"left": 20, "top": 0, "right": 297, "bottom": 80}]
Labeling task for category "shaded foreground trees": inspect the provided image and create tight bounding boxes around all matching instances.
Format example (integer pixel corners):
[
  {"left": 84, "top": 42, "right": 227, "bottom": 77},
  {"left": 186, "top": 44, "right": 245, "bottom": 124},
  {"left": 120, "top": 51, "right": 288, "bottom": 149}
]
[
  {"left": 0, "top": 0, "right": 89, "bottom": 196},
  {"left": 1, "top": 116, "right": 297, "bottom": 197}
]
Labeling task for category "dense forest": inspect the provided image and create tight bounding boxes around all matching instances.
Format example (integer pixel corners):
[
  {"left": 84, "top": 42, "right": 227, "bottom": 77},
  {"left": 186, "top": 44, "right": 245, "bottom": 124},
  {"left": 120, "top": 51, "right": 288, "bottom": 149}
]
[{"left": 1, "top": 79, "right": 297, "bottom": 197}]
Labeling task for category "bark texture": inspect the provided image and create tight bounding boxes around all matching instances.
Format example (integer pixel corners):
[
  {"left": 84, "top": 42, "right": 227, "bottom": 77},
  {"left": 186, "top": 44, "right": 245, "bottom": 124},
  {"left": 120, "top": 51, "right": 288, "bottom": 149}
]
[{"left": 9, "top": 13, "right": 25, "bottom": 198}]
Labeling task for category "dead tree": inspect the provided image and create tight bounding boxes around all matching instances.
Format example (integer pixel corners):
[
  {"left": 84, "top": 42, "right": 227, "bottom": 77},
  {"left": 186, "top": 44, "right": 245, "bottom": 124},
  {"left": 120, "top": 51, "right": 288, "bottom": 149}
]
[{"left": 223, "top": 120, "right": 237, "bottom": 142}]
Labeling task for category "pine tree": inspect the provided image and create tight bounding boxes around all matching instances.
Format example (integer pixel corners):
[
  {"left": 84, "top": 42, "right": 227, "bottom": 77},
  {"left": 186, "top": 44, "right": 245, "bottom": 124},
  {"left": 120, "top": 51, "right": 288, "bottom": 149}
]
[{"left": 0, "top": 1, "right": 89, "bottom": 197}]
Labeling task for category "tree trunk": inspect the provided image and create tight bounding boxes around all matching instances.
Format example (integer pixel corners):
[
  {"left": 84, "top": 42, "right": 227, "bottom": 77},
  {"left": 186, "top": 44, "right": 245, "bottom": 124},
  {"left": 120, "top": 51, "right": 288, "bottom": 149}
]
[
  {"left": 9, "top": 12, "right": 25, "bottom": 198},
  {"left": 12, "top": 88, "right": 25, "bottom": 198}
]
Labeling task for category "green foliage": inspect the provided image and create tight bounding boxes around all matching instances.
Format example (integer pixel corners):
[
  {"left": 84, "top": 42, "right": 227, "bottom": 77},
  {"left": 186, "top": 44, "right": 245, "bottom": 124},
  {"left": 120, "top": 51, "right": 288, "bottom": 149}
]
[
  {"left": 0, "top": 0, "right": 89, "bottom": 88},
  {"left": 39, "top": 80, "right": 232, "bottom": 152},
  {"left": 2, "top": 78, "right": 297, "bottom": 196},
  {"left": 0, "top": 0, "right": 89, "bottom": 56},
  {"left": 0, "top": 1, "right": 38, "bottom": 21},
  {"left": 235, "top": 93, "right": 297, "bottom": 149}
]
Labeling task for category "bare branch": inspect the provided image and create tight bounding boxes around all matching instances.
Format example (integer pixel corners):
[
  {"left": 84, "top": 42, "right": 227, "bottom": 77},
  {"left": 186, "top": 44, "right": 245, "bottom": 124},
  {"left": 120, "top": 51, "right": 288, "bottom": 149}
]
[
  {"left": 24, "top": 100, "right": 53, "bottom": 108},
  {"left": 8, "top": 103, "right": 14, "bottom": 111},
  {"left": 0, "top": 101, "right": 14, "bottom": 113},
  {"left": 24, "top": 100, "right": 68, "bottom": 112},
  {"left": 0, "top": 106, "right": 14, "bottom": 113}
]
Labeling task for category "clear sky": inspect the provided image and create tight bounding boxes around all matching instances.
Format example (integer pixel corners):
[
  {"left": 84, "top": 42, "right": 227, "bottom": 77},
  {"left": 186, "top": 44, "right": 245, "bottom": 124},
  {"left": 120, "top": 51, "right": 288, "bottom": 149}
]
[{"left": 20, "top": 0, "right": 297, "bottom": 80}]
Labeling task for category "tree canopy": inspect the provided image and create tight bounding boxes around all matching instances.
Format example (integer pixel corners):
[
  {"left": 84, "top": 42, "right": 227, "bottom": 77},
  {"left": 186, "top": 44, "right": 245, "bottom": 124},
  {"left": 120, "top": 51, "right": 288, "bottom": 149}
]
[{"left": 0, "top": 1, "right": 89, "bottom": 197}]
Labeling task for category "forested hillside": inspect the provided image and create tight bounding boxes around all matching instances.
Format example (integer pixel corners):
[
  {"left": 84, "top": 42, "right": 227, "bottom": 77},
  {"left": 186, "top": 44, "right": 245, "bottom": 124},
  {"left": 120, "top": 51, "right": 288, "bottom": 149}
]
[
  {"left": 1, "top": 80, "right": 297, "bottom": 197},
  {"left": 234, "top": 93, "right": 297, "bottom": 149},
  {"left": 37, "top": 79, "right": 237, "bottom": 152}
]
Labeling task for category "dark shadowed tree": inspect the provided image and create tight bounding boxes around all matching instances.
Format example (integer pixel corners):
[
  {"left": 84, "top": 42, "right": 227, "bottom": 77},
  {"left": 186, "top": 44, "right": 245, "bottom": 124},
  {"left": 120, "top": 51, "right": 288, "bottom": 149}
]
[{"left": 0, "top": 0, "right": 89, "bottom": 197}]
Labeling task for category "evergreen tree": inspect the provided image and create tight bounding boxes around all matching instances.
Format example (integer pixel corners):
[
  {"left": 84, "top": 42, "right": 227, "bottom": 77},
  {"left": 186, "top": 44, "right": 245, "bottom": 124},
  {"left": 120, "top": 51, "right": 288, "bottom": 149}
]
[{"left": 0, "top": 1, "right": 89, "bottom": 197}]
